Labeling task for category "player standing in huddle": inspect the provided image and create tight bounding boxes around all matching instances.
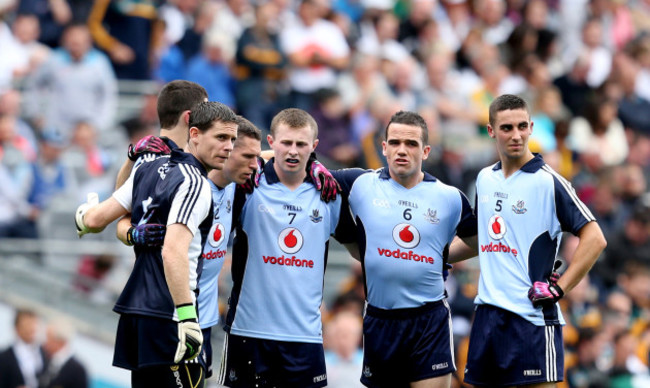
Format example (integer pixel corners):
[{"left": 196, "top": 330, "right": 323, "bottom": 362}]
[
  {"left": 327, "top": 111, "right": 476, "bottom": 388},
  {"left": 450, "top": 94, "right": 606, "bottom": 387},
  {"left": 218, "top": 108, "right": 342, "bottom": 388},
  {"left": 76, "top": 102, "right": 238, "bottom": 387}
]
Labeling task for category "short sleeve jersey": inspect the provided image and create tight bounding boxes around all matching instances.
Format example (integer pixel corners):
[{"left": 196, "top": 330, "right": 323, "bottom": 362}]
[
  {"left": 475, "top": 154, "right": 595, "bottom": 326},
  {"left": 112, "top": 149, "right": 213, "bottom": 321},
  {"left": 340, "top": 168, "right": 476, "bottom": 309},
  {"left": 198, "top": 181, "right": 236, "bottom": 329},
  {"left": 225, "top": 160, "right": 342, "bottom": 343}
]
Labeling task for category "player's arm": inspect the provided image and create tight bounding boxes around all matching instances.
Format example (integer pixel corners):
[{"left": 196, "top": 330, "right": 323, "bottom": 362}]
[
  {"left": 79, "top": 197, "right": 129, "bottom": 234},
  {"left": 555, "top": 221, "right": 606, "bottom": 293},
  {"left": 162, "top": 224, "right": 194, "bottom": 306},
  {"left": 448, "top": 235, "right": 478, "bottom": 263},
  {"left": 115, "top": 159, "right": 135, "bottom": 189}
]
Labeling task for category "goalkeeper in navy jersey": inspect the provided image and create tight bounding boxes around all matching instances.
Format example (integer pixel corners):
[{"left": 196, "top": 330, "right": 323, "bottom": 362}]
[
  {"left": 75, "top": 102, "right": 238, "bottom": 388},
  {"left": 450, "top": 94, "right": 607, "bottom": 387}
]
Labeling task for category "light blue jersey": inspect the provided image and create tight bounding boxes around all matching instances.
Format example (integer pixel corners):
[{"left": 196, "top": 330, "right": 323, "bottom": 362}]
[
  {"left": 475, "top": 155, "right": 595, "bottom": 326},
  {"left": 346, "top": 168, "right": 476, "bottom": 309},
  {"left": 225, "top": 160, "right": 342, "bottom": 343},
  {"left": 198, "top": 181, "right": 236, "bottom": 329}
]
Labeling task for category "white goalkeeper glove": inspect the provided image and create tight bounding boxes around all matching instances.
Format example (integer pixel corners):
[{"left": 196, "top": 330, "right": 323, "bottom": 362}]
[
  {"left": 75, "top": 192, "right": 99, "bottom": 238},
  {"left": 174, "top": 304, "right": 203, "bottom": 364}
]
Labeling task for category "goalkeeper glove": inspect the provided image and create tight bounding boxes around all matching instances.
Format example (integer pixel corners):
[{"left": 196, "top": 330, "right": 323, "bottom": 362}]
[
  {"left": 127, "top": 135, "right": 171, "bottom": 161},
  {"left": 74, "top": 192, "right": 99, "bottom": 238},
  {"left": 238, "top": 156, "right": 265, "bottom": 194},
  {"left": 306, "top": 153, "right": 340, "bottom": 203},
  {"left": 528, "top": 281, "right": 564, "bottom": 308},
  {"left": 174, "top": 304, "right": 203, "bottom": 364},
  {"left": 126, "top": 224, "right": 166, "bottom": 247}
]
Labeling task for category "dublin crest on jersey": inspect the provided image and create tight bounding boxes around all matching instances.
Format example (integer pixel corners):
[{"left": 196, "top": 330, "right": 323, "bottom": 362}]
[
  {"left": 512, "top": 200, "right": 527, "bottom": 214},
  {"left": 310, "top": 209, "right": 323, "bottom": 223},
  {"left": 424, "top": 209, "right": 440, "bottom": 224}
]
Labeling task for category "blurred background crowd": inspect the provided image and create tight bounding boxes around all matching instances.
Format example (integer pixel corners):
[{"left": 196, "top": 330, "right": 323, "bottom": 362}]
[{"left": 1, "top": 0, "right": 650, "bottom": 387}]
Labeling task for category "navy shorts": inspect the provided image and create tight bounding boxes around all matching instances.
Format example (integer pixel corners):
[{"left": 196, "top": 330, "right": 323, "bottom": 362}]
[
  {"left": 464, "top": 304, "right": 564, "bottom": 386},
  {"left": 113, "top": 314, "right": 204, "bottom": 371},
  {"left": 361, "top": 300, "right": 456, "bottom": 388},
  {"left": 217, "top": 332, "right": 327, "bottom": 388}
]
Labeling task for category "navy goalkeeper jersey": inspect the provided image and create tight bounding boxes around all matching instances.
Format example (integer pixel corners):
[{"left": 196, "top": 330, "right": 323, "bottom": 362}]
[{"left": 113, "top": 149, "right": 213, "bottom": 321}]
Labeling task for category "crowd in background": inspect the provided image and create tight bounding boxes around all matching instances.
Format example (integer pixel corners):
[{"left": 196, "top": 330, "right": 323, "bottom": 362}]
[{"left": 1, "top": 0, "right": 650, "bottom": 387}]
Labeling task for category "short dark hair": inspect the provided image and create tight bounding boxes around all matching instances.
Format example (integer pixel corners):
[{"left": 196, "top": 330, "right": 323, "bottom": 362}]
[
  {"left": 235, "top": 115, "right": 262, "bottom": 142},
  {"left": 157, "top": 80, "right": 208, "bottom": 129},
  {"left": 489, "top": 94, "right": 529, "bottom": 127},
  {"left": 189, "top": 101, "right": 237, "bottom": 133},
  {"left": 384, "top": 110, "right": 428, "bottom": 145},
  {"left": 14, "top": 308, "right": 37, "bottom": 328},
  {"left": 270, "top": 108, "right": 318, "bottom": 139}
]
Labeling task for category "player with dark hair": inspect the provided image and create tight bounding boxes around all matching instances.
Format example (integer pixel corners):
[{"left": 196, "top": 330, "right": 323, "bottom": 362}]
[
  {"left": 75, "top": 101, "right": 238, "bottom": 387},
  {"left": 320, "top": 110, "right": 476, "bottom": 388},
  {"left": 450, "top": 94, "right": 607, "bottom": 387}
]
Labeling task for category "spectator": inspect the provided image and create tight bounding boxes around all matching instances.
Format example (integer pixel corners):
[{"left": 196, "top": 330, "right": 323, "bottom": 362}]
[
  {"left": 17, "top": 0, "right": 71, "bottom": 48},
  {"left": 310, "top": 88, "right": 358, "bottom": 168},
  {"left": 235, "top": 1, "right": 288, "bottom": 134},
  {"left": 323, "top": 311, "right": 364, "bottom": 388},
  {"left": 39, "top": 317, "right": 88, "bottom": 388},
  {"left": 0, "top": 308, "right": 45, "bottom": 388},
  {"left": 87, "top": 0, "right": 161, "bottom": 80},
  {"left": 185, "top": 31, "right": 236, "bottom": 109},
  {"left": 280, "top": 0, "right": 350, "bottom": 110},
  {"left": 568, "top": 96, "right": 628, "bottom": 168},
  {"left": 24, "top": 23, "right": 117, "bottom": 138},
  {"left": 9, "top": 14, "right": 50, "bottom": 78}
]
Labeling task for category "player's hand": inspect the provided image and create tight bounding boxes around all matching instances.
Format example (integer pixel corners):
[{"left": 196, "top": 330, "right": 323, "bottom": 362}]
[
  {"left": 75, "top": 192, "right": 99, "bottom": 238},
  {"left": 174, "top": 304, "right": 203, "bottom": 364},
  {"left": 528, "top": 281, "right": 564, "bottom": 308},
  {"left": 307, "top": 153, "right": 340, "bottom": 203},
  {"left": 127, "top": 135, "right": 171, "bottom": 161},
  {"left": 238, "top": 156, "right": 265, "bottom": 194},
  {"left": 126, "top": 224, "right": 166, "bottom": 247}
]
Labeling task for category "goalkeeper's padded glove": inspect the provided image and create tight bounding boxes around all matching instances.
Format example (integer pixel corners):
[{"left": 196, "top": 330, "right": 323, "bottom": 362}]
[
  {"left": 127, "top": 135, "right": 171, "bottom": 161},
  {"left": 528, "top": 281, "right": 564, "bottom": 308},
  {"left": 75, "top": 192, "right": 99, "bottom": 238},
  {"left": 126, "top": 223, "right": 166, "bottom": 247},
  {"left": 174, "top": 304, "right": 203, "bottom": 364},
  {"left": 306, "top": 153, "right": 340, "bottom": 203},
  {"left": 238, "top": 156, "right": 265, "bottom": 194}
]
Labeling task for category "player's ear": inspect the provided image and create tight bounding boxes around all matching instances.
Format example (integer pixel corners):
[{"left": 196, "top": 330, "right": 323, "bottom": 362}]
[
  {"left": 311, "top": 138, "right": 319, "bottom": 151},
  {"left": 381, "top": 141, "right": 387, "bottom": 157},
  {"left": 189, "top": 126, "right": 200, "bottom": 142},
  {"left": 422, "top": 145, "right": 431, "bottom": 160},
  {"left": 487, "top": 124, "right": 495, "bottom": 138},
  {"left": 183, "top": 110, "right": 191, "bottom": 125},
  {"left": 267, "top": 134, "right": 274, "bottom": 148}
]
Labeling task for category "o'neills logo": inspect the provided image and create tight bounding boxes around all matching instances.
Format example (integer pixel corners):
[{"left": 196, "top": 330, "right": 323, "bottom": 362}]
[
  {"left": 376, "top": 248, "right": 434, "bottom": 264},
  {"left": 480, "top": 242, "right": 518, "bottom": 257},
  {"left": 208, "top": 223, "right": 226, "bottom": 248},
  {"left": 278, "top": 227, "right": 304, "bottom": 254},
  {"left": 262, "top": 255, "right": 314, "bottom": 268}
]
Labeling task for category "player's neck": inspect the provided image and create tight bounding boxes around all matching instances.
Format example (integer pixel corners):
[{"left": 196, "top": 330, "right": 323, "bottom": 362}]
[
  {"left": 391, "top": 170, "right": 424, "bottom": 189},
  {"left": 501, "top": 151, "right": 534, "bottom": 178},
  {"left": 208, "top": 169, "right": 230, "bottom": 188},
  {"left": 160, "top": 127, "right": 187, "bottom": 149},
  {"left": 273, "top": 163, "right": 306, "bottom": 191}
]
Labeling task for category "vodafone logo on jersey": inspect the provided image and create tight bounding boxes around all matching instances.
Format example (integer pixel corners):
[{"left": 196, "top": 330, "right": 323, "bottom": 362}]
[
  {"left": 208, "top": 223, "right": 226, "bottom": 247},
  {"left": 278, "top": 227, "right": 304, "bottom": 254},
  {"left": 487, "top": 215, "right": 506, "bottom": 240},
  {"left": 392, "top": 223, "right": 420, "bottom": 249}
]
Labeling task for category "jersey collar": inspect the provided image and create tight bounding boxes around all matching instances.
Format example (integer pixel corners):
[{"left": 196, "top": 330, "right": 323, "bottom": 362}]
[
  {"left": 160, "top": 136, "right": 181, "bottom": 151},
  {"left": 378, "top": 167, "right": 437, "bottom": 182},
  {"left": 263, "top": 158, "right": 312, "bottom": 185},
  {"left": 171, "top": 149, "right": 208, "bottom": 176},
  {"left": 492, "top": 153, "right": 545, "bottom": 173}
]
